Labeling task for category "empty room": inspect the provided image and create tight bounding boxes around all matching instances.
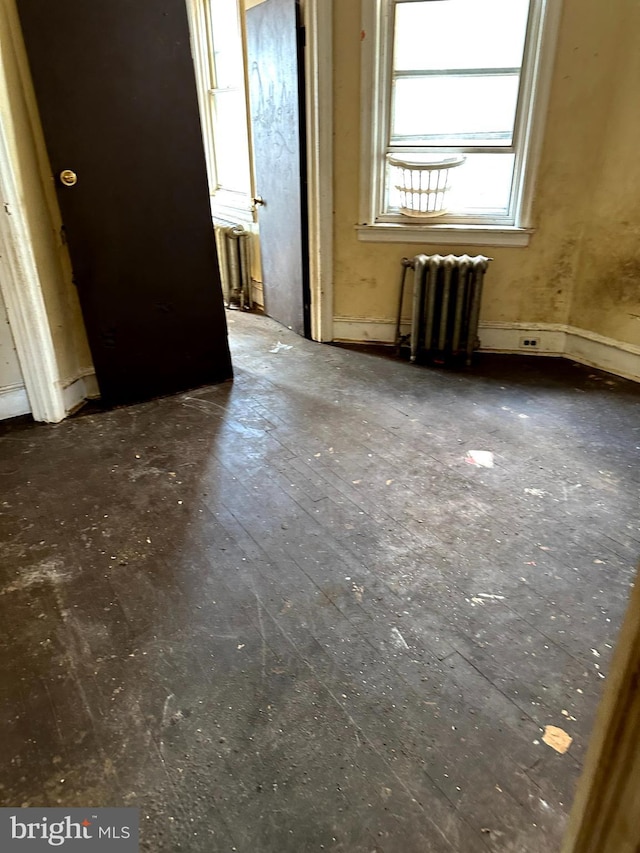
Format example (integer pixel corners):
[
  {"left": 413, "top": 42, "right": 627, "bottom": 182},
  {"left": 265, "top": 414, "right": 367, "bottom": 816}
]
[{"left": 0, "top": 1, "right": 639, "bottom": 851}]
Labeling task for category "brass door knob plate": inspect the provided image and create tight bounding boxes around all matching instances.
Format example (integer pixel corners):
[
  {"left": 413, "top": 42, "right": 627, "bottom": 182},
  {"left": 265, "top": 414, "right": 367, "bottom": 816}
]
[{"left": 60, "top": 169, "right": 78, "bottom": 187}]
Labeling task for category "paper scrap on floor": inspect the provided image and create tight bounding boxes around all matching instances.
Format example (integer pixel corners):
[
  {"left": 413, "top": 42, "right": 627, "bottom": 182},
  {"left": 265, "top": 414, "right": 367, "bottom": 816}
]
[
  {"left": 465, "top": 450, "right": 494, "bottom": 468},
  {"left": 269, "top": 341, "right": 293, "bottom": 353},
  {"left": 542, "top": 725, "right": 573, "bottom": 754}
]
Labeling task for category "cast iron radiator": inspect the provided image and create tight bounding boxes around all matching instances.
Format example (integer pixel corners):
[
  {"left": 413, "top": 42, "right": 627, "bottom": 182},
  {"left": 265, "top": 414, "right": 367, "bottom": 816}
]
[
  {"left": 397, "top": 254, "right": 491, "bottom": 366},
  {"left": 213, "top": 222, "right": 252, "bottom": 310}
]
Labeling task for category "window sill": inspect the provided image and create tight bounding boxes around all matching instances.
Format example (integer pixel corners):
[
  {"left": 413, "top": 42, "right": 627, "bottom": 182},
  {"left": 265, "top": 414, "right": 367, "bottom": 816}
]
[
  {"left": 356, "top": 223, "right": 533, "bottom": 248},
  {"left": 210, "top": 194, "right": 255, "bottom": 226}
]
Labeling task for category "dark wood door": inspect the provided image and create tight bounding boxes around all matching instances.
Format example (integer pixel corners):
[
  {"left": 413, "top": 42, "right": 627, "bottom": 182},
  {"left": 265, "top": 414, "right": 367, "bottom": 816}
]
[
  {"left": 17, "top": 0, "right": 232, "bottom": 407},
  {"left": 246, "top": 0, "right": 310, "bottom": 337}
]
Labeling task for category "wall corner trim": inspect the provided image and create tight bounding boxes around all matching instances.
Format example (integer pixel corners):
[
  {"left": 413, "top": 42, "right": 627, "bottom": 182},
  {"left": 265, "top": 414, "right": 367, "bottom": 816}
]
[
  {"left": 0, "top": 7, "right": 70, "bottom": 424},
  {"left": 305, "top": 0, "right": 334, "bottom": 342},
  {"left": 0, "top": 116, "right": 66, "bottom": 423}
]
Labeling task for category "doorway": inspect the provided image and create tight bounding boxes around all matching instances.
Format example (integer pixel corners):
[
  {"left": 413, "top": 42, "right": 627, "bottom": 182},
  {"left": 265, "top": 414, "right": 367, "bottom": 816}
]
[
  {"left": 0, "top": 0, "right": 333, "bottom": 424},
  {"left": 188, "top": 0, "right": 311, "bottom": 338}
]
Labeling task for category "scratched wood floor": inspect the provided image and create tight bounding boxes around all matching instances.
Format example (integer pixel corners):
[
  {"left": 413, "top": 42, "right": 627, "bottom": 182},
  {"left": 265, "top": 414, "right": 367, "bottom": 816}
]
[{"left": 1, "top": 311, "right": 639, "bottom": 852}]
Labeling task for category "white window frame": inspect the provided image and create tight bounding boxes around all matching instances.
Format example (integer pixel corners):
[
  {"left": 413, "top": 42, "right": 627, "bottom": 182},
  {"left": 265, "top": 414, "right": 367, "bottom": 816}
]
[
  {"left": 358, "top": 0, "right": 563, "bottom": 246},
  {"left": 187, "top": 0, "right": 255, "bottom": 224}
]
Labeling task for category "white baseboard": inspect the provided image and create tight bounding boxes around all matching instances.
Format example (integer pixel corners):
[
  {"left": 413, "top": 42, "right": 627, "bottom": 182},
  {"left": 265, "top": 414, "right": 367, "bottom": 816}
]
[
  {"left": 480, "top": 322, "right": 640, "bottom": 381},
  {"left": 0, "top": 372, "right": 100, "bottom": 421},
  {"left": 332, "top": 317, "right": 398, "bottom": 344},
  {"left": 60, "top": 370, "right": 100, "bottom": 414},
  {"left": 477, "top": 322, "right": 566, "bottom": 356},
  {"left": 251, "top": 279, "right": 264, "bottom": 308},
  {"left": 0, "top": 383, "right": 31, "bottom": 419},
  {"left": 564, "top": 329, "right": 640, "bottom": 384},
  {"left": 332, "top": 317, "right": 640, "bottom": 383}
]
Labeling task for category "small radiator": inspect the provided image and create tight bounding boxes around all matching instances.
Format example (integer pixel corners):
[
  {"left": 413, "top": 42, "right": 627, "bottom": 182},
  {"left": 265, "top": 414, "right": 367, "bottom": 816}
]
[
  {"left": 213, "top": 222, "right": 252, "bottom": 310},
  {"left": 397, "top": 253, "right": 491, "bottom": 366}
]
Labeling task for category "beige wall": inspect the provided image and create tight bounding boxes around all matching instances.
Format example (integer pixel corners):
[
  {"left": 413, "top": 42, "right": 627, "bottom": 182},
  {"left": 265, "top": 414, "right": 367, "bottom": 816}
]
[
  {"left": 332, "top": 0, "right": 640, "bottom": 348},
  {"left": 0, "top": 0, "right": 93, "bottom": 387},
  {"left": 0, "top": 286, "right": 23, "bottom": 389},
  {"left": 568, "top": 0, "right": 640, "bottom": 346}
]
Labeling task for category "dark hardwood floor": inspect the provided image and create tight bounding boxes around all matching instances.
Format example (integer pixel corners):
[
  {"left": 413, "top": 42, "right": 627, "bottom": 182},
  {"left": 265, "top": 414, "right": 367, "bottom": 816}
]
[{"left": 1, "top": 310, "right": 639, "bottom": 852}]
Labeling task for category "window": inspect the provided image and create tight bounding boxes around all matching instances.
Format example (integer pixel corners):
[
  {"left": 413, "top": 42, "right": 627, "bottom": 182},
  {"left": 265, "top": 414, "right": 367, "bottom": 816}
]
[
  {"left": 189, "top": 0, "right": 253, "bottom": 221},
  {"left": 359, "top": 0, "right": 561, "bottom": 243}
]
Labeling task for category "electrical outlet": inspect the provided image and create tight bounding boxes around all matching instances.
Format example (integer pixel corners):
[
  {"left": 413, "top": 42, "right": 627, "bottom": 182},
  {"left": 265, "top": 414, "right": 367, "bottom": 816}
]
[{"left": 519, "top": 336, "right": 539, "bottom": 349}]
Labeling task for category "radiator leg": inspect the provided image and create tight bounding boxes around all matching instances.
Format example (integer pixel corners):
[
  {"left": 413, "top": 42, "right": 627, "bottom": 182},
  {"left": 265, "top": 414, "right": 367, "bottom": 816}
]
[
  {"left": 228, "top": 232, "right": 242, "bottom": 307},
  {"left": 410, "top": 256, "right": 427, "bottom": 363},
  {"left": 239, "top": 232, "right": 251, "bottom": 310},
  {"left": 214, "top": 227, "right": 230, "bottom": 306},
  {"left": 395, "top": 260, "right": 411, "bottom": 351}
]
